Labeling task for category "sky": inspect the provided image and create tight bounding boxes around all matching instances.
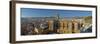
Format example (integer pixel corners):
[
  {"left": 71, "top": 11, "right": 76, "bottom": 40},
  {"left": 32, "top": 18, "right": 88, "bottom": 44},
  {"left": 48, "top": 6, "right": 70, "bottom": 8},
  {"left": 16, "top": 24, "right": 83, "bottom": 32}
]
[{"left": 21, "top": 8, "right": 92, "bottom": 17}]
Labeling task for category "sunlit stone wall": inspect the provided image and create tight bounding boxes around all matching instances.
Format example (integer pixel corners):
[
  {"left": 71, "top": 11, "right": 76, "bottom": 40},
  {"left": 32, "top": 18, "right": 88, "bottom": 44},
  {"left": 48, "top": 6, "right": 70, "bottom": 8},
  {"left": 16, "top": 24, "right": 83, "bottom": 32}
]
[
  {"left": 47, "top": 19, "right": 81, "bottom": 34},
  {"left": 48, "top": 20, "right": 54, "bottom": 31}
]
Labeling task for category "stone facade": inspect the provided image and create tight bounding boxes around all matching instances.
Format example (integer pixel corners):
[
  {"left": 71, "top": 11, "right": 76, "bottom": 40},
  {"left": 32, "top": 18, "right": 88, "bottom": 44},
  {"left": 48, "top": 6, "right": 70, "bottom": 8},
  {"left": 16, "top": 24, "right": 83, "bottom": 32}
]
[{"left": 47, "top": 19, "right": 82, "bottom": 34}]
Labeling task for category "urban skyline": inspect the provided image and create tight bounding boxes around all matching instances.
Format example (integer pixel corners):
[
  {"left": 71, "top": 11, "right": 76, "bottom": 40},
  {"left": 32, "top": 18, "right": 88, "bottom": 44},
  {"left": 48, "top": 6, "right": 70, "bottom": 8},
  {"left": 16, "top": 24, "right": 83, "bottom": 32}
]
[{"left": 21, "top": 8, "right": 92, "bottom": 35}]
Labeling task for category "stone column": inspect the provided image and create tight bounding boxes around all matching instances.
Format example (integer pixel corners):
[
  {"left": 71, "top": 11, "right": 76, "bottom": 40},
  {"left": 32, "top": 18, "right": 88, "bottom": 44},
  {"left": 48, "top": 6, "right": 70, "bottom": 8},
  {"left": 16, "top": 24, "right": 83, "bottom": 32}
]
[
  {"left": 59, "top": 21, "right": 64, "bottom": 33},
  {"left": 74, "top": 22, "right": 80, "bottom": 33},
  {"left": 68, "top": 22, "right": 72, "bottom": 33},
  {"left": 48, "top": 20, "right": 53, "bottom": 31},
  {"left": 63, "top": 20, "right": 68, "bottom": 33}
]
